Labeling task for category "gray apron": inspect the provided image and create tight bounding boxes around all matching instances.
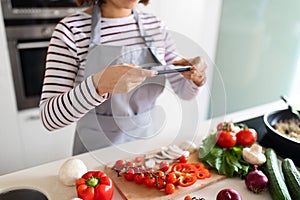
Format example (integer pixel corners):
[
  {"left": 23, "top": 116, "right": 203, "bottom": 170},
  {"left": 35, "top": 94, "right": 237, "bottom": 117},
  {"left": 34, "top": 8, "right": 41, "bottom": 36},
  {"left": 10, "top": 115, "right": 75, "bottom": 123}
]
[{"left": 73, "top": 6, "right": 166, "bottom": 155}]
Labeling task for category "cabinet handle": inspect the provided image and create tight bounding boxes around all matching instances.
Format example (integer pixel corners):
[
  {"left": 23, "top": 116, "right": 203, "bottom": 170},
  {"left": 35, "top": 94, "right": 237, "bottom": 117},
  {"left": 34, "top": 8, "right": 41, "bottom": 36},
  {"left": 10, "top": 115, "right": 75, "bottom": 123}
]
[{"left": 26, "top": 115, "right": 40, "bottom": 121}]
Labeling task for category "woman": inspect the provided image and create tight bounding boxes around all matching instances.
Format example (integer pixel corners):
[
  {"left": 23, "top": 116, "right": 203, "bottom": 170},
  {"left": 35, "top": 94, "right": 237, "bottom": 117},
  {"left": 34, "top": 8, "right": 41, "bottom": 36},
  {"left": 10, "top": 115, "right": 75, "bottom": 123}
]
[{"left": 40, "top": 0, "right": 207, "bottom": 155}]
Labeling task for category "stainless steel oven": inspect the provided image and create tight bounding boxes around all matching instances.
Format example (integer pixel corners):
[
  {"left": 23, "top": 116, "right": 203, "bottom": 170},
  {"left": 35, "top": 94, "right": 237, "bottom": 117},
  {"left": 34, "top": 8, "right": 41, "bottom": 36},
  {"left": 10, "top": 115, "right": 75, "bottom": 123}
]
[
  {"left": 1, "top": 0, "right": 80, "bottom": 19},
  {"left": 5, "top": 24, "right": 55, "bottom": 110},
  {"left": 1, "top": 0, "right": 84, "bottom": 110}
]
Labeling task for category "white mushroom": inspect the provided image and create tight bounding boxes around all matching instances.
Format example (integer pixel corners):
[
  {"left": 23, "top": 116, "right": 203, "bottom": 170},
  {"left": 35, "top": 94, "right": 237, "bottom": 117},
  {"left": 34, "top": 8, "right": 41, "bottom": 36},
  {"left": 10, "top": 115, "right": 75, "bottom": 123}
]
[
  {"left": 58, "top": 158, "right": 88, "bottom": 186},
  {"left": 242, "top": 144, "right": 266, "bottom": 166}
]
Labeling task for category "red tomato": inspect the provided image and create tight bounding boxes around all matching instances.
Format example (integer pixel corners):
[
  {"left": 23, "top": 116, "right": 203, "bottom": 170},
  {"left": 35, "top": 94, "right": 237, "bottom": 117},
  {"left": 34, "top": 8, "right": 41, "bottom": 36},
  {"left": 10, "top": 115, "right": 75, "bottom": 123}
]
[
  {"left": 165, "top": 172, "right": 177, "bottom": 184},
  {"left": 123, "top": 168, "right": 135, "bottom": 181},
  {"left": 155, "top": 178, "right": 166, "bottom": 189},
  {"left": 178, "top": 155, "right": 188, "bottom": 163},
  {"left": 159, "top": 161, "right": 170, "bottom": 172},
  {"left": 133, "top": 173, "right": 145, "bottom": 184},
  {"left": 178, "top": 174, "right": 197, "bottom": 187},
  {"left": 236, "top": 128, "right": 258, "bottom": 146},
  {"left": 155, "top": 170, "right": 165, "bottom": 179},
  {"left": 184, "top": 195, "right": 193, "bottom": 200},
  {"left": 126, "top": 161, "right": 135, "bottom": 167},
  {"left": 113, "top": 159, "right": 125, "bottom": 171},
  {"left": 144, "top": 174, "right": 155, "bottom": 187},
  {"left": 165, "top": 183, "right": 175, "bottom": 194},
  {"left": 216, "top": 130, "right": 237, "bottom": 148}
]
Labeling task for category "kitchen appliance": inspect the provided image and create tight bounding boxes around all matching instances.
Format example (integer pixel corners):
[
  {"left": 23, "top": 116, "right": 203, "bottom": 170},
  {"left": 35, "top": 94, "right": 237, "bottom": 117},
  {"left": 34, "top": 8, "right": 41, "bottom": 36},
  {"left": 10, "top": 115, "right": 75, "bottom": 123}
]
[
  {"left": 1, "top": 0, "right": 81, "bottom": 19},
  {"left": 1, "top": 0, "right": 85, "bottom": 110},
  {"left": 263, "top": 109, "right": 300, "bottom": 166}
]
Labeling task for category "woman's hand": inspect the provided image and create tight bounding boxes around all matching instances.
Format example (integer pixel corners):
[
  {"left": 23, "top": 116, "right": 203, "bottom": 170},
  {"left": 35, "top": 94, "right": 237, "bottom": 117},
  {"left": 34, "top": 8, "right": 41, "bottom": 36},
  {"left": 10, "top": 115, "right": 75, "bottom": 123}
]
[
  {"left": 92, "top": 64, "right": 157, "bottom": 95},
  {"left": 173, "top": 56, "right": 207, "bottom": 87}
]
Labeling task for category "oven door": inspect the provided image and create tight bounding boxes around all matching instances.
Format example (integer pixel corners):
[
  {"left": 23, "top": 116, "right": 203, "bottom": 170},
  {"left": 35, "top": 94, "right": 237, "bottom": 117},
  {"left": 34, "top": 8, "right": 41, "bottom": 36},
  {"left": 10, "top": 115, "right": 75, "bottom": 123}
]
[
  {"left": 1, "top": 0, "right": 81, "bottom": 19},
  {"left": 6, "top": 25, "right": 55, "bottom": 110}
]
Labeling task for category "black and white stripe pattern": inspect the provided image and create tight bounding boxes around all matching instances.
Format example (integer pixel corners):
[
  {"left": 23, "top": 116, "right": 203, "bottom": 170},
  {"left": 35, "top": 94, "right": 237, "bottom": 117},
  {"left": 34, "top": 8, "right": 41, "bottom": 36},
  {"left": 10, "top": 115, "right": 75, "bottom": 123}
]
[{"left": 40, "top": 11, "right": 198, "bottom": 131}]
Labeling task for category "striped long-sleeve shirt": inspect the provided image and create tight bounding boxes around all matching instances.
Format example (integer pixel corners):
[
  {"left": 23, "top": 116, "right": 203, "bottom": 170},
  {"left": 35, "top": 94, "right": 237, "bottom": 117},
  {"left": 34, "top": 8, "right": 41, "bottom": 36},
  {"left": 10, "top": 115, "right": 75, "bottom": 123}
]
[{"left": 40, "top": 10, "right": 199, "bottom": 131}]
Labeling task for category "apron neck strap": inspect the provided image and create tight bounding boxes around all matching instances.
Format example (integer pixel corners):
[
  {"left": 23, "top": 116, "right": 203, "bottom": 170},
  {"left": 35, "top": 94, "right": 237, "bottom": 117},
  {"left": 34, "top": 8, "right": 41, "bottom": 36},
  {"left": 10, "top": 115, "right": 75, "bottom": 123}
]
[
  {"left": 133, "top": 9, "right": 153, "bottom": 48},
  {"left": 90, "top": 6, "right": 153, "bottom": 47},
  {"left": 90, "top": 5, "right": 102, "bottom": 48},
  {"left": 90, "top": 5, "right": 162, "bottom": 64}
]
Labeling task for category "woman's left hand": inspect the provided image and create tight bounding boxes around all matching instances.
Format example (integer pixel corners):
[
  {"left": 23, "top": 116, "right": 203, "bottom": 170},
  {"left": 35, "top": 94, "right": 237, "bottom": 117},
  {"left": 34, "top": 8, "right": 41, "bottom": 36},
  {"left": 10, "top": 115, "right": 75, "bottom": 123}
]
[{"left": 173, "top": 56, "right": 207, "bottom": 87}]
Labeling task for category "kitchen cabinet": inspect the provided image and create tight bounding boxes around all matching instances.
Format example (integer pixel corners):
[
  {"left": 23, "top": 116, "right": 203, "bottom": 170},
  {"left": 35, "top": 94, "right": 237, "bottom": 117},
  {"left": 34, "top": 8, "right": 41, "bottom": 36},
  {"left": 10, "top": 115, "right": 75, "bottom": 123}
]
[
  {"left": 17, "top": 109, "right": 75, "bottom": 169},
  {"left": 0, "top": 3, "right": 75, "bottom": 175}
]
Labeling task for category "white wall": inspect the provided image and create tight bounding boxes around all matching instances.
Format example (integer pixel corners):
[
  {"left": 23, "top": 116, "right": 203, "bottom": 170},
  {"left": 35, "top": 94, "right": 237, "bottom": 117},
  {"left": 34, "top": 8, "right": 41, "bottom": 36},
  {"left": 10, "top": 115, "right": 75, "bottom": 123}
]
[
  {"left": 211, "top": 0, "right": 300, "bottom": 117},
  {"left": 138, "top": 0, "right": 223, "bottom": 121},
  {"left": 138, "top": 1, "right": 222, "bottom": 143}
]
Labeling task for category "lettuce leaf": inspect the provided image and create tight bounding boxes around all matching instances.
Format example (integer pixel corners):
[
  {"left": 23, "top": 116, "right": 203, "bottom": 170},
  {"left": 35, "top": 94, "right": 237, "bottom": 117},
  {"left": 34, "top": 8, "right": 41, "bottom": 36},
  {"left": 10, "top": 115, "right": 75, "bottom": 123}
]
[{"left": 198, "top": 134, "right": 250, "bottom": 178}]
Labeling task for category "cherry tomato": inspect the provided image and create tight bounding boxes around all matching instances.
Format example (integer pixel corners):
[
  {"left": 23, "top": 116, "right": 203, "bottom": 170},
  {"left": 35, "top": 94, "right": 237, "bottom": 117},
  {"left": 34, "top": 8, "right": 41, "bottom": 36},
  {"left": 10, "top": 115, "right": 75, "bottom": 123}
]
[
  {"left": 113, "top": 159, "right": 125, "bottom": 171},
  {"left": 133, "top": 172, "right": 145, "bottom": 184},
  {"left": 159, "top": 161, "right": 170, "bottom": 172},
  {"left": 144, "top": 174, "right": 155, "bottom": 187},
  {"left": 216, "top": 130, "right": 237, "bottom": 148},
  {"left": 165, "top": 183, "right": 175, "bottom": 195},
  {"left": 123, "top": 167, "right": 135, "bottom": 181},
  {"left": 155, "top": 177, "right": 166, "bottom": 189},
  {"left": 154, "top": 170, "right": 165, "bottom": 179},
  {"left": 126, "top": 161, "right": 135, "bottom": 167},
  {"left": 165, "top": 172, "right": 177, "bottom": 184},
  {"left": 236, "top": 128, "right": 258, "bottom": 146},
  {"left": 184, "top": 195, "right": 193, "bottom": 200},
  {"left": 178, "top": 174, "right": 197, "bottom": 187},
  {"left": 178, "top": 155, "right": 188, "bottom": 163}
]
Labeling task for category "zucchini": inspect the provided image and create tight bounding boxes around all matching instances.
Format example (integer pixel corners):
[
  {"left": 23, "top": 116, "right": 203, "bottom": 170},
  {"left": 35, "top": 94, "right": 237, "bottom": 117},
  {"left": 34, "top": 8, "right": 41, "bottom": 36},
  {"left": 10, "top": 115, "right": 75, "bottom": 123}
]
[
  {"left": 263, "top": 148, "right": 291, "bottom": 200},
  {"left": 282, "top": 158, "right": 300, "bottom": 200}
]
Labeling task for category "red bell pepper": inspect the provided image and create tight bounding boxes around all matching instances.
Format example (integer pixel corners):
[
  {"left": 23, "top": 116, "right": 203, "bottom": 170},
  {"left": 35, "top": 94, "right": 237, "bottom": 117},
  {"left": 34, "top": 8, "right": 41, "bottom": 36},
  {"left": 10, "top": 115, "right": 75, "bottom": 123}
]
[{"left": 76, "top": 171, "right": 114, "bottom": 200}]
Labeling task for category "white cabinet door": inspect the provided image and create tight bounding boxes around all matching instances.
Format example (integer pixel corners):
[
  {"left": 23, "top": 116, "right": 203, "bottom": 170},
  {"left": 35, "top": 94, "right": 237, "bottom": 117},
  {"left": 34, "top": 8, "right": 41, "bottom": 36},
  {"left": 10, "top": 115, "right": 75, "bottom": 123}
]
[{"left": 17, "top": 108, "right": 75, "bottom": 168}]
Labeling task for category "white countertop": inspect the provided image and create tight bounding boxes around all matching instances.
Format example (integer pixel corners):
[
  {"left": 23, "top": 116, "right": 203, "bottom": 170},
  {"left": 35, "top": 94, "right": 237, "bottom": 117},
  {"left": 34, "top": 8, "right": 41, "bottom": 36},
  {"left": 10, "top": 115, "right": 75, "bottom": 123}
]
[{"left": 0, "top": 101, "right": 287, "bottom": 200}]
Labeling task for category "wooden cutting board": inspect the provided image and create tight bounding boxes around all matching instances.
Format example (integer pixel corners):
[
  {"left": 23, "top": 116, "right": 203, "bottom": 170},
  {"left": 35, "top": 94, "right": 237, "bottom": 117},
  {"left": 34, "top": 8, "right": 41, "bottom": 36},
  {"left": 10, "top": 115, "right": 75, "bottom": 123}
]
[{"left": 104, "top": 149, "right": 226, "bottom": 200}]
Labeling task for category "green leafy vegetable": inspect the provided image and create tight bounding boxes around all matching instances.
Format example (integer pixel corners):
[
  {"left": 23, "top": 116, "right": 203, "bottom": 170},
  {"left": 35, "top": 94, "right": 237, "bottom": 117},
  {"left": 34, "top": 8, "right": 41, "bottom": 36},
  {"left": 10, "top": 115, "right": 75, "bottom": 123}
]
[{"left": 199, "top": 133, "right": 250, "bottom": 178}]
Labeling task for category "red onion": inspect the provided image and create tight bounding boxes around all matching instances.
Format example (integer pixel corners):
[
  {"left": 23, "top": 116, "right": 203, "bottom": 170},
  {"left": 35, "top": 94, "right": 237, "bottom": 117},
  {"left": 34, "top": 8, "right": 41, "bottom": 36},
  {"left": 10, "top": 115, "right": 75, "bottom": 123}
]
[
  {"left": 245, "top": 165, "right": 268, "bottom": 193},
  {"left": 216, "top": 188, "right": 242, "bottom": 200}
]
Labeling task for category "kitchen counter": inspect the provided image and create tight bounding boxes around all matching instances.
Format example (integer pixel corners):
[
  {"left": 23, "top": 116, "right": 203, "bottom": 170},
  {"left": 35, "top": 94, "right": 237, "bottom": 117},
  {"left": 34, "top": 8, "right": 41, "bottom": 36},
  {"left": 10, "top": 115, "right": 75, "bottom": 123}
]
[{"left": 0, "top": 101, "right": 288, "bottom": 200}]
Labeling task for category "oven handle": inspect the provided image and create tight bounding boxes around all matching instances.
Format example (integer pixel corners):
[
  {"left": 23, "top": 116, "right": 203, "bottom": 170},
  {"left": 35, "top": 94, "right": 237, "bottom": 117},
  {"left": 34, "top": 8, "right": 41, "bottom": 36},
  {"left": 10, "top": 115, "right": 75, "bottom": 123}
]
[{"left": 17, "top": 41, "right": 50, "bottom": 49}]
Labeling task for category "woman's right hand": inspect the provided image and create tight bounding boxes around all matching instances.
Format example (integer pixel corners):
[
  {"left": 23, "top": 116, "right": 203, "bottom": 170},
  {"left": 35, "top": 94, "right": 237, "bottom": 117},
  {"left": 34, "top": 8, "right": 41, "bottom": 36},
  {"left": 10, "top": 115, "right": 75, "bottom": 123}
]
[{"left": 92, "top": 64, "right": 157, "bottom": 95}]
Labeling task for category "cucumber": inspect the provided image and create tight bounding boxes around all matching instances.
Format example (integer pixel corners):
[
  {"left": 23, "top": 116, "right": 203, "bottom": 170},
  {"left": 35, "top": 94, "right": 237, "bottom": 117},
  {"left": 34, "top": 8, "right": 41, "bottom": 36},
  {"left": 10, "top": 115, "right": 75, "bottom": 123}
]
[
  {"left": 263, "top": 148, "right": 291, "bottom": 200},
  {"left": 282, "top": 158, "right": 300, "bottom": 200}
]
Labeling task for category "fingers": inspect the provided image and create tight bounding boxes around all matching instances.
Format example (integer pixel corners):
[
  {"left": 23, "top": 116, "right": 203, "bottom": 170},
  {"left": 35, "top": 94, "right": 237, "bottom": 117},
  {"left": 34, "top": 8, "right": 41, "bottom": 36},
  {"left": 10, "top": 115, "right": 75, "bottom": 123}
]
[
  {"left": 180, "top": 61, "right": 207, "bottom": 87},
  {"left": 188, "top": 56, "right": 201, "bottom": 65},
  {"left": 93, "top": 63, "right": 157, "bottom": 95},
  {"left": 121, "top": 63, "right": 157, "bottom": 77}
]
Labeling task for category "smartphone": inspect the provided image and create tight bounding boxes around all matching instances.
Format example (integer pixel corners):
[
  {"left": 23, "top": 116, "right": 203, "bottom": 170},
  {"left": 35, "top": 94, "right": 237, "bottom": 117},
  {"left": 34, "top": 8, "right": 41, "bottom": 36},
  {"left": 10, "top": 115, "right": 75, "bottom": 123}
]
[{"left": 143, "top": 65, "right": 191, "bottom": 75}]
